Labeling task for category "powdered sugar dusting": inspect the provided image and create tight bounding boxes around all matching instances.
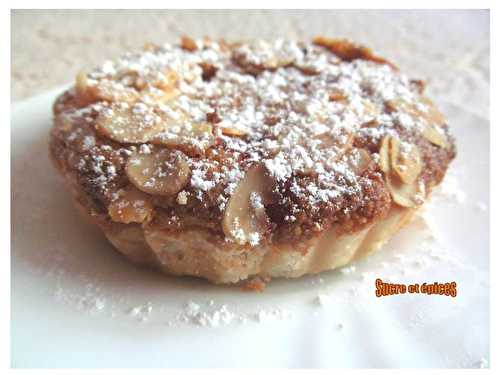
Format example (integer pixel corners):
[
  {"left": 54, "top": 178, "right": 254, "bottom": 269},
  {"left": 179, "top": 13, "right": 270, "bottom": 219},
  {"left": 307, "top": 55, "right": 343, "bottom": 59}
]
[
  {"left": 174, "top": 300, "right": 292, "bottom": 327},
  {"left": 55, "top": 37, "right": 448, "bottom": 245}
]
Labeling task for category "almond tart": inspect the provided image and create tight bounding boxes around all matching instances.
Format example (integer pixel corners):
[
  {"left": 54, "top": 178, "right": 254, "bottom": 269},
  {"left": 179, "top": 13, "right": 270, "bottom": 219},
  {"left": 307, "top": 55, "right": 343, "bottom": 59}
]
[{"left": 49, "top": 37, "right": 456, "bottom": 284}]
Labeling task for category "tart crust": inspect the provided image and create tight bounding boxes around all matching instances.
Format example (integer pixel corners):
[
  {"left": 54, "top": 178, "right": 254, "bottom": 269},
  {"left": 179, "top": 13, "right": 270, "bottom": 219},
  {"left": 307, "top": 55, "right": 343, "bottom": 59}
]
[
  {"left": 69, "top": 182, "right": 415, "bottom": 284},
  {"left": 49, "top": 37, "right": 455, "bottom": 284},
  {"left": 107, "top": 205, "right": 415, "bottom": 284}
]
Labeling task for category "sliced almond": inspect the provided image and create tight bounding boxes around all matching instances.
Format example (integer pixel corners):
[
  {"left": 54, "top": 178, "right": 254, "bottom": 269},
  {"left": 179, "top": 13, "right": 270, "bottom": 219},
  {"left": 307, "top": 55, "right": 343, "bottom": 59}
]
[
  {"left": 158, "top": 69, "right": 179, "bottom": 90},
  {"left": 386, "top": 171, "right": 425, "bottom": 208},
  {"left": 181, "top": 36, "right": 198, "bottom": 51},
  {"left": 385, "top": 97, "right": 445, "bottom": 125},
  {"left": 313, "top": 36, "right": 395, "bottom": 68},
  {"left": 126, "top": 148, "right": 190, "bottom": 196},
  {"left": 187, "top": 122, "right": 213, "bottom": 136},
  {"left": 378, "top": 135, "right": 391, "bottom": 173},
  {"left": 219, "top": 125, "right": 249, "bottom": 137},
  {"left": 379, "top": 135, "right": 425, "bottom": 208},
  {"left": 76, "top": 69, "right": 179, "bottom": 107},
  {"left": 141, "top": 87, "right": 180, "bottom": 105},
  {"left": 317, "top": 129, "right": 354, "bottom": 159},
  {"left": 275, "top": 55, "right": 295, "bottom": 69},
  {"left": 95, "top": 102, "right": 171, "bottom": 143},
  {"left": 75, "top": 71, "right": 90, "bottom": 97},
  {"left": 222, "top": 164, "right": 276, "bottom": 245},
  {"left": 345, "top": 148, "right": 373, "bottom": 175},
  {"left": 419, "top": 96, "right": 446, "bottom": 126},
  {"left": 75, "top": 72, "right": 100, "bottom": 106},
  {"left": 91, "top": 80, "right": 139, "bottom": 104},
  {"left": 108, "top": 185, "right": 154, "bottom": 224},
  {"left": 362, "top": 99, "right": 379, "bottom": 118},
  {"left": 75, "top": 73, "right": 139, "bottom": 104},
  {"left": 389, "top": 136, "right": 400, "bottom": 170},
  {"left": 137, "top": 69, "right": 179, "bottom": 92},
  {"left": 385, "top": 97, "right": 449, "bottom": 149},
  {"left": 422, "top": 123, "right": 450, "bottom": 149},
  {"left": 231, "top": 42, "right": 294, "bottom": 75},
  {"left": 152, "top": 122, "right": 214, "bottom": 154},
  {"left": 384, "top": 99, "right": 406, "bottom": 114},
  {"left": 390, "top": 138, "right": 422, "bottom": 184},
  {"left": 114, "top": 70, "right": 140, "bottom": 87},
  {"left": 329, "top": 89, "right": 346, "bottom": 102}
]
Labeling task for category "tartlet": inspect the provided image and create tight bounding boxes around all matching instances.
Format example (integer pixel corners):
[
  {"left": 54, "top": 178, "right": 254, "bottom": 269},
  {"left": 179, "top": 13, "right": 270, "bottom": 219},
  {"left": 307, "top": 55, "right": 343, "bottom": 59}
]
[{"left": 49, "top": 37, "right": 455, "bottom": 284}]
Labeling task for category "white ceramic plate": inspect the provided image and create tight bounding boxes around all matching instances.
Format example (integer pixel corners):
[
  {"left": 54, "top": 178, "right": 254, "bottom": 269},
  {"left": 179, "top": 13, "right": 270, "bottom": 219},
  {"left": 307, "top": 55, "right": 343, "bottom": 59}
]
[{"left": 11, "top": 89, "right": 489, "bottom": 368}]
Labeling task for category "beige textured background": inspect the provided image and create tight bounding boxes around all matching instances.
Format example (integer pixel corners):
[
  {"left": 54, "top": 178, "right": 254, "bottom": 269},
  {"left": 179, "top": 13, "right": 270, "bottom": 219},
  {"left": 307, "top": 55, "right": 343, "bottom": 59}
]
[{"left": 11, "top": 9, "right": 489, "bottom": 118}]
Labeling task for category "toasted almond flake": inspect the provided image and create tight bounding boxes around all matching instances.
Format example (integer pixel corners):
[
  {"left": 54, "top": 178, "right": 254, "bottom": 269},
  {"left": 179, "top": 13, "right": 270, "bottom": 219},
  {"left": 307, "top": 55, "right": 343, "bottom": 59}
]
[
  {"left": 345, "top": 148, "right": 373, "bottom": 175},
  {"left": 152, "top": 122, "right": 214, "bottom": 154},
  {"left": 422, "top": 123, "right": 450, "bottom": 149},
  {"left": 222, "top": 164, "right": 276, "bottom": 245},
  {"left": 419, "top": 96, "right": 446, "bottom": 126},
  {"left": 95, "top": 103, "right": 167, "bottom": 143},
  {"left": 92, "top": 80, "right": 139, "bottom": 104},
  {"left": 379, "top": 135, "right": 425, "bottom": 208},
  {"left": 126, "top": 148, "right": 191, "bottom": 195},
  {"left": 386, "top": 97, "right": 449, "bottom": 149},
  {"left": 328, "top": 89, "right": 346, "bottom": 102},
  {"left": 108, "top": 185, "right": 154, "bottom": 224},
  {"left": 378, "top": 135, "right": 391, "bottom": 173},
  {"left": 386, "top": 171, "right": 425, "bottom": 208},
  {"left": 219, "top": 125, "right": 249, "bottom": 137},
  {"left": 362, "top": 99, "right": 379, "bottom": 118},
  {"left": 141, "top": 87, "right": 180, "bottom": 104},
  {"left": 153, "top": 69, "right": 179, "bottom": 91},
  {"left": 75, "top": 71, "right": 103, "bottom": 106},
  {"left": 313, "top": 36, "right": 394, "bottom": 67},
  {"left": 390, "top": 138, "right": 422, "bottom": 184},
  {"left": 181, "top": 36, "right": 198, "bottom": 51},
  {"left": 232, "top": 41, "right": 296, "bottom": 74}
]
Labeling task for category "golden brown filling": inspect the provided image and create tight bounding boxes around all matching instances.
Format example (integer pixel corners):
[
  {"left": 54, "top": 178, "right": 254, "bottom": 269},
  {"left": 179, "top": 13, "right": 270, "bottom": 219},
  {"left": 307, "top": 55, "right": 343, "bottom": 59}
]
[{"left": 50, "top": 37, "right": 456, "bottom": 248}]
